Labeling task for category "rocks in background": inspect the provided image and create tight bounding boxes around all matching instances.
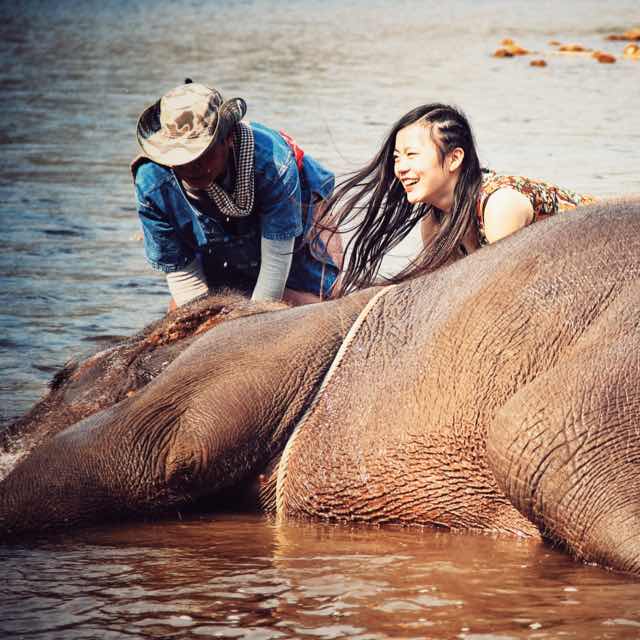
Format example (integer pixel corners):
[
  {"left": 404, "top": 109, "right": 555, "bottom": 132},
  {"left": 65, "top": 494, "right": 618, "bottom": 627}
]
[{"left": 492, "top": 27, "right": 640, "bottom": 68}]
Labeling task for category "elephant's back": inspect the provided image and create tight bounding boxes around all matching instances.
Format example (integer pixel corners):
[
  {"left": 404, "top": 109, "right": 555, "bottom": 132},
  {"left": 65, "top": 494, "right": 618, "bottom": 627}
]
[{"left": 276, "top": 199, "right": 640, "bottom": 534}]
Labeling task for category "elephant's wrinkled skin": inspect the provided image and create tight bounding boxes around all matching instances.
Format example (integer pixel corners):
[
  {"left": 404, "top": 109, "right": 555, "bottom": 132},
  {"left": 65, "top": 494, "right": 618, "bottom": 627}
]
[{"left": 1, "top": 199, "right": 640, "bottom": 576}]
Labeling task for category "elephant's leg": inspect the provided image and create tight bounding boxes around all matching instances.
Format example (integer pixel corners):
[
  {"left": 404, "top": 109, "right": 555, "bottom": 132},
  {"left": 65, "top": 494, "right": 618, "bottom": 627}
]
[{"left": 487, "top": 331, "right": 640, "bottom": 574}]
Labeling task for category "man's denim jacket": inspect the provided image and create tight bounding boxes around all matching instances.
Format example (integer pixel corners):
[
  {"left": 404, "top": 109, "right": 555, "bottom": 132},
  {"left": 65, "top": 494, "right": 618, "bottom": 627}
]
[{"left": 134, "top": 122, "right": 337, "bottom": 296}]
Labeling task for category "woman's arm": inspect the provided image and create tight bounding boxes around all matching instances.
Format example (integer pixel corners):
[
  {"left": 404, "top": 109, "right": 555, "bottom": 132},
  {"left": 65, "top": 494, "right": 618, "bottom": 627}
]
[{"left": 483, "top": 187, "right": 534, "bottom": 243}]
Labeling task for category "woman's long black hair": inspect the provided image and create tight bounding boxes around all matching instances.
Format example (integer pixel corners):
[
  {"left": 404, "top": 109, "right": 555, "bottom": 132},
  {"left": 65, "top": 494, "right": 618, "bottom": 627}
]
[{"left": 318, "top": 103, "right": 482, "bottom": 295}]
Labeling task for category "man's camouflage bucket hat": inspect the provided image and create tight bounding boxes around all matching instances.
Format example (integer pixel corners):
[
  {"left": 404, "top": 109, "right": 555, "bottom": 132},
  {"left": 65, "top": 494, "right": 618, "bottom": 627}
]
[{"left": 136, "top": 82, "right": 247, "bottom": 166}]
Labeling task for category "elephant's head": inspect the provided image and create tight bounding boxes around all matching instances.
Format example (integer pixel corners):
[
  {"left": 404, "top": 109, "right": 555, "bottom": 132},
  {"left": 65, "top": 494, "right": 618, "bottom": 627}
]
[
  {"left": 1, "top": 291, "right": 289, "bottom": 469},
  {"left": 0, "top": 287, "right": 377, "bottom": 536}
]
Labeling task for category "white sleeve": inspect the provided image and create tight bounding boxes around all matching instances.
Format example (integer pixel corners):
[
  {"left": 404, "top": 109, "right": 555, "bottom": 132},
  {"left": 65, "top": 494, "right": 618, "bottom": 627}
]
[
  {"left": 165, "top": 258, "right": 209, "bottom": 307},
  {"left": 251, "top": 236, "right": 295, "bottom": 301}
]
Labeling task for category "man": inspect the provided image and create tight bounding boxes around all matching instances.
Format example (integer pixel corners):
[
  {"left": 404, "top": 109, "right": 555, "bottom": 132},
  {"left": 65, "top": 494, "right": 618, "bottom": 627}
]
[{"left": 133, "top": 80, "right": 342, "bottom": 308}]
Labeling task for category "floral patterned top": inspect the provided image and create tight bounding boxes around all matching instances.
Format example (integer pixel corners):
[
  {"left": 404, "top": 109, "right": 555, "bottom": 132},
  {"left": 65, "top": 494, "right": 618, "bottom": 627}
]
[{"left": 476, "top": 169, "right": 597, "bottom": 245}]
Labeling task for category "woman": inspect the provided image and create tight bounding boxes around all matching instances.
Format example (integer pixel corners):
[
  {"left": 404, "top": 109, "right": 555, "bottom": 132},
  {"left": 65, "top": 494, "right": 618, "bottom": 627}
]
[
  {"left": 319, "top": 103, "right": 595, "bottom": 294},
  {"left": 133, "top": 80, "right": 342, "bottom": 309}
]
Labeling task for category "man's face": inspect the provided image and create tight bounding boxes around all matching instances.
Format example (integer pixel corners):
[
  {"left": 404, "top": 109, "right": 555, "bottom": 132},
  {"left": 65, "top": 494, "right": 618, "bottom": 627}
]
[{"left": 173, "top": 135, "right": 232, "bottom": 190}]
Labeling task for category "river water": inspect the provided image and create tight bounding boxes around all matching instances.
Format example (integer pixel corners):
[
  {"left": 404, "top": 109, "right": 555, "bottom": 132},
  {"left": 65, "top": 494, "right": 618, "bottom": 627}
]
[
  {"left": 1, "top": 515, "right": 640, "bottom": 640},
  {"left": 1, "top": 0, "right": 640, "bottom": 637}
]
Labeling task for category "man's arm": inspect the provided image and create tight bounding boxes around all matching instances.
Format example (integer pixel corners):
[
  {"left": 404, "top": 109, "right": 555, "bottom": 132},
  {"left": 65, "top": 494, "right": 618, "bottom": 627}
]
[
  {"left": 166, "top": 258, "right": 209, "bottom": 307},
  {"left": 251, "top": 236, "right": 295, "bottom": 301}
]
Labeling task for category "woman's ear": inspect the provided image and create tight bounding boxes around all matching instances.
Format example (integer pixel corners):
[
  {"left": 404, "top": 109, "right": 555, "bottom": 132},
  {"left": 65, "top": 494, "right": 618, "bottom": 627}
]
[{"left": 448, "top": 147, "right": 464, "bottom": 172}]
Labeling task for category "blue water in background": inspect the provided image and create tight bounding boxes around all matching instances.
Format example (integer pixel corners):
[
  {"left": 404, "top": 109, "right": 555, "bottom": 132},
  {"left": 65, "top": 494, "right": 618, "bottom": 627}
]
[{"left": 1, "top": 0, "right": 638, "bottom": 423}]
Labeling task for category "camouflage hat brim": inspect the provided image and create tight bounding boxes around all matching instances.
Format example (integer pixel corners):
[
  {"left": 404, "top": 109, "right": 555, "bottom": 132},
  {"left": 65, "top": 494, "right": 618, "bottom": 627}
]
[{"left": 136, "top": 94, "right": 247, "bottom": 167}]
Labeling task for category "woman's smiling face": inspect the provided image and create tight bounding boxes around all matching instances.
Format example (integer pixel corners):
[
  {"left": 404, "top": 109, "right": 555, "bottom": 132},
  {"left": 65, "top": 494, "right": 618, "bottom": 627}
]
[{"left": 393, "top": 122, "right": 461, "bottom": 210}]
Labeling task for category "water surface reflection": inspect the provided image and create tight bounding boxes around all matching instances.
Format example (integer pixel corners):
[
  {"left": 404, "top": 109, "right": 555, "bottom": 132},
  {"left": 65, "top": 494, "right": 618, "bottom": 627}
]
[{"left": 3, "top": 515, "right": 640, "bottom": 639}]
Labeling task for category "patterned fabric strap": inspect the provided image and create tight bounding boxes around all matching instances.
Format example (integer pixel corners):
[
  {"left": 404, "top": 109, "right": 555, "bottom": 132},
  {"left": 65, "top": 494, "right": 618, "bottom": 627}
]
[{"left": 205, "top": 122, "right": 255, "bottom": 218}]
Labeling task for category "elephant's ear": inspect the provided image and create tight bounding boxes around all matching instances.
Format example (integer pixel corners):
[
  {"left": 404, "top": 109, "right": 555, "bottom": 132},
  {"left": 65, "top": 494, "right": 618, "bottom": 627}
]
[{"left": 487, "top": 316, "right": 640, "bottom": 575}]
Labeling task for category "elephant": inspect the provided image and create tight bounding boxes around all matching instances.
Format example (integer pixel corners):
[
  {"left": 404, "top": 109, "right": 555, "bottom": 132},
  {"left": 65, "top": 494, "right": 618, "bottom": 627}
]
[{"left": 1, "top": 198, "right": 639, "bottom": 577}]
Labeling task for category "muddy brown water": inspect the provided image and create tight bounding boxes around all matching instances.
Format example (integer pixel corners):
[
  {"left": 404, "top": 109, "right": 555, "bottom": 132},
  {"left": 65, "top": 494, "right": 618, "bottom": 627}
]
[
  {"left": 3, "top": 514, "right": 640, "bottom": 639},
  {"left": 1, "top": 1, "right": 640, "bottom": 637}
]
